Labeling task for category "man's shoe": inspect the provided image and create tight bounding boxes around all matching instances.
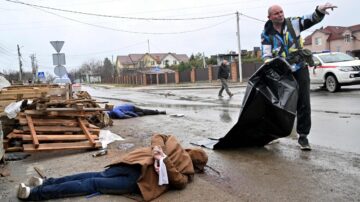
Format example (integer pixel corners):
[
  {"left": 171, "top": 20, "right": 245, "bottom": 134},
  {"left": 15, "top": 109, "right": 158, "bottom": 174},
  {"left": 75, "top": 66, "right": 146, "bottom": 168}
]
[
  {"left": 28, "top": 176, "right": 43, "bottom": 186},
  {"left": 218, "top": 95, "right": 223, "bottom": 97},
  {"left": 229, "top": 93, "right": 234, "bottom": 97},
  {"left": 17, "top": 183, "right": 30, "bottom": 199},
  {"left": 298, "top": 136, "right": 311, "bottom": 151}
]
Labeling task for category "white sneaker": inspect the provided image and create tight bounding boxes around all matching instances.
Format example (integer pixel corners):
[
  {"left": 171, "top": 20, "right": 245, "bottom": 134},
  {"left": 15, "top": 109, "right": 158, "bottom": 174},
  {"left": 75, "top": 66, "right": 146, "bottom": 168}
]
[
  {"left": 17, "top": 183, "right": 30, "bottom": 199},
  {"left": 28, "top": 176, "right": 43, "bottom": 186}
]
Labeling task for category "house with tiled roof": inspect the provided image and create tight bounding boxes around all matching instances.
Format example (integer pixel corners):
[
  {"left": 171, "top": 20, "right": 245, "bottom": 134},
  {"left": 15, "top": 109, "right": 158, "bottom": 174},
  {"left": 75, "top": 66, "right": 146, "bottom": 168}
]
[
  {"left": 116, "top": 53, "right": 189, "bottom": 69},
  {"left": 303, "top": 24, "right": 360, "bottom": 57}
]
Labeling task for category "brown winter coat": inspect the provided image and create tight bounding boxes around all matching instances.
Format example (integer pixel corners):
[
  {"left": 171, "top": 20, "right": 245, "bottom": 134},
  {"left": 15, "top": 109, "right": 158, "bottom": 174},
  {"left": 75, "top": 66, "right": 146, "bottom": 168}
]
[{"left": 107, "top": 134, "right": 195, "bottom": 201}]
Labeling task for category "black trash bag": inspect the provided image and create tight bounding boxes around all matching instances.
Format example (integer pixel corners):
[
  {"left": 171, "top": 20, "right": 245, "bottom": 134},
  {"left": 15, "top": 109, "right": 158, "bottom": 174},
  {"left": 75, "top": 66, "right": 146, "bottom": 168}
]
[{"left": 214, "top": 58, "right": 298, "bottom": 149}]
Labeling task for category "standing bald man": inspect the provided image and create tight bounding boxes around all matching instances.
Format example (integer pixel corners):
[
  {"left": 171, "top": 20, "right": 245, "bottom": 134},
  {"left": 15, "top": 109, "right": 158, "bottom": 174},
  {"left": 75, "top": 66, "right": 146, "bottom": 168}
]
[{"left": 261, "top": 3, "right": 336, "bottom": 150}]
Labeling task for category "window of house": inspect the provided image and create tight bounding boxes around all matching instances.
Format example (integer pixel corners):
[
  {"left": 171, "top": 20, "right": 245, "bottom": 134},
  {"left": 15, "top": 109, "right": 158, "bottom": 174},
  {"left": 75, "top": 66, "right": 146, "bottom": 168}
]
[
  {"left": 315, "top": 37, "right": 322, "bottom": 46},
  {"left": 173, "top": 60, "right": 177, "bottom": 65},
  {"left": 151, "top": 61, "right": 155, "bottom": 65},
  {"left": 344, "top": 34, "right": 351, "bottom": 43},
  {"left": 336, "top": 46, "right": 341, "bottom": 52}
]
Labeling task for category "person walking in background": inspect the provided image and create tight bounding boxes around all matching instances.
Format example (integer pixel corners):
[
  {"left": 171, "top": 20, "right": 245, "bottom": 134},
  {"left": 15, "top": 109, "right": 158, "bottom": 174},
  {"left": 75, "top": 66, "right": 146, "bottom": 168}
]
[
  {"left": 217, "top": 60, "right": 233, "bottom": 98},
  {"left": 261, "top": 3, "right": 336, "bottom": 150}
]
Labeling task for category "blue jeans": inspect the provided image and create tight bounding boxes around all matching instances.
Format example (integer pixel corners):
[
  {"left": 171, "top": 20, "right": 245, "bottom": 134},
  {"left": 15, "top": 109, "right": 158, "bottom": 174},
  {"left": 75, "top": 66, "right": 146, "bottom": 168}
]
[{"left": 27, "top": 164, "right": 141, "bottom": 201}]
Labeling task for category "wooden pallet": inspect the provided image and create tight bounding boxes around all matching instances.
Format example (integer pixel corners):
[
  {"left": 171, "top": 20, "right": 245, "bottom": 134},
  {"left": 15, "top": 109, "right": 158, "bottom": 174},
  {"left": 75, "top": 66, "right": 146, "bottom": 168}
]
[
  {"left": 6, "top": 111, "right": 103, "bottom": 152},
  {"left": 0, "top": 84, "right": 71, "bottom": 112},
  {"left": 3, "top": 87, "right": 110, "bottom": 152}
]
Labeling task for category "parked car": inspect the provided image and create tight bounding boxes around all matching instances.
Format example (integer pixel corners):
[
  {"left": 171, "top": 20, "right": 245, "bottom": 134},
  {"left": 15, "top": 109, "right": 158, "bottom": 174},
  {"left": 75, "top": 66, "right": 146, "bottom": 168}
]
[
  {"left": 52, "top": 77, "right": 71, "bottom": 85},
  {"left": 308, "top": 52, "right": 360, "bottom": 92}
]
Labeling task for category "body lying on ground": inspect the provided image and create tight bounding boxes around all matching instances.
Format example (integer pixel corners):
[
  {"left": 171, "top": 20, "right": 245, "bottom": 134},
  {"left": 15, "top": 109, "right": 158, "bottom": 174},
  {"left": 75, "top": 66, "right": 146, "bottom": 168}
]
[
  {"left": 107, "top": 103, "right": 166, "bottom": 119},
  {"left": 17, "top": 134, "right": 208, "bottom": 201}
]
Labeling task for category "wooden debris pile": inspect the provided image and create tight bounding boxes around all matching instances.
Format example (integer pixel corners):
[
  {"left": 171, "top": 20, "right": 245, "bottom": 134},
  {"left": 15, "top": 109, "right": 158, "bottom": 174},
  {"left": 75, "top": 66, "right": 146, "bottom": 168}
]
[
  {"left": 0, "top": 84, "right": 71, "bottom": 112},
  {"left": 2, "top": 86, "right": 113, "bottom": 152}
]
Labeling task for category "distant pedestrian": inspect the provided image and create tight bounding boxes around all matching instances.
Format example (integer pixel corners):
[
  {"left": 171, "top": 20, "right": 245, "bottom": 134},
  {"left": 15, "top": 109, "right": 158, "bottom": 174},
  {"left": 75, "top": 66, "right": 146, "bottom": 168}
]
[{"left": 217, "top": 60, "right": 233, "bottom": 98}]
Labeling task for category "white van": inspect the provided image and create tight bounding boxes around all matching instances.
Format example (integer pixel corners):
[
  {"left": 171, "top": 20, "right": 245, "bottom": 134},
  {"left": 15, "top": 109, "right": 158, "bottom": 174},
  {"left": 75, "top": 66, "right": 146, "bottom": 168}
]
[{"left": 308, "top": 52, "right": 360, "bottom": 92}]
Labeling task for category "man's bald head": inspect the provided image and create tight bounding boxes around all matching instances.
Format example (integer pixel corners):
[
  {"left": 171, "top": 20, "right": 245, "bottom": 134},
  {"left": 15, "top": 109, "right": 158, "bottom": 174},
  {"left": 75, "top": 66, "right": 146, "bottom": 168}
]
[{"left": 268, "top": 5, "right": 285, "bottom": 24}]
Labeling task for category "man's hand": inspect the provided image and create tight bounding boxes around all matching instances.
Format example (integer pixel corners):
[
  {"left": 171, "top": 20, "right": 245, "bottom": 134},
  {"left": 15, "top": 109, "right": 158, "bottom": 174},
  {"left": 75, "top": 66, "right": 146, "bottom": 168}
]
[
  {"left": 154, "top": 160, "right": 160, "bottom": 173},
  {"left": 153, "top": 146, "right": 166, "bottom": 174},
  {"left": 153, "top": 145, "right": 166, "bottom": 161},
  {"left": 318, "top": 3, "right": 337, "bottom": 15}
]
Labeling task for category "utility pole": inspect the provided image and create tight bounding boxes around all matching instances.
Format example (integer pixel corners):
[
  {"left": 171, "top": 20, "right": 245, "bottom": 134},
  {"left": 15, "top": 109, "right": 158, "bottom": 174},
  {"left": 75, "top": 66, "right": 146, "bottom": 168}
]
[
  {"left": 202, "top": 52, "right": 206, "bottom": 68},
  {"left": 17, "top": 44, "right": 23, "bottom": 81},
  {"left": 30, "top": 54, "right": 35, "bottom": 83},
  {"left": 30, "top": 54, "right": 38, "bottom": 83},
  {"left": 236, "top": 12, "right": 243, "bottom": 83},
  {"left": 147, "top": 39, "right": 150, "bottom": 53}
]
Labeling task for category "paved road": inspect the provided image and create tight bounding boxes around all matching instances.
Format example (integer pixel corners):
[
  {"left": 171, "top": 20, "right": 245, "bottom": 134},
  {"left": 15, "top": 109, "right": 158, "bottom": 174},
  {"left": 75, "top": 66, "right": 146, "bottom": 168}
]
[
  {"left": 84, "top": 83, "right": 360, "bottom": 154},
  {"left": 2, "top": 83, "right": 359, "bottom": 202},
  {"left": 81, "top": 83, "right": 360, "bottom": 201}
]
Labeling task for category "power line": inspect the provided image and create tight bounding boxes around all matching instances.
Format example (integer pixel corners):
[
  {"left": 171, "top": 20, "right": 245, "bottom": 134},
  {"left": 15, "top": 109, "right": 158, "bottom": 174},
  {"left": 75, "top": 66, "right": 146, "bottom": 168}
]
[
  {"left": 32, "top": 6, "right": 234, "bottom": 35},
  {"left": 5, "top": 0, "right": 234, "bottom": 21},
  {"left": 239, "top": 13, "right": 266, "bottom": 23},
  {"left": 69, "top": 40, "right": 148, "bottom": 57}
]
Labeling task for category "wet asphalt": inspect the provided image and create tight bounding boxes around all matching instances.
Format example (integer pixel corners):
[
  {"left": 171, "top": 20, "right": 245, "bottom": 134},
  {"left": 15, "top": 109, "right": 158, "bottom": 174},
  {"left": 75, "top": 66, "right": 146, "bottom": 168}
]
[
  {"left": 85, "top": 83, "right": 360, "bottom": 154},
  {"left": 1, "top": 83, "right": 359, "bottom": 201},
  {"left": 81, "top": 83, "right": 360, "bottom": 201}
]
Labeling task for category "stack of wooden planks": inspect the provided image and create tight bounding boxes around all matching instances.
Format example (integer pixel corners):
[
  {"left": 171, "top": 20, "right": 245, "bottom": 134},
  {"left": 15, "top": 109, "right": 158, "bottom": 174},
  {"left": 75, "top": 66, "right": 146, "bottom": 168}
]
[
  {"left": 0, "top": 84, "right": 71, "bottom": 112},
  {"left": 1, "top": 85, "right": 109, "bottom": 152},
  {"left": 5, "top": 100, "right": 105, "bottom": 152}
]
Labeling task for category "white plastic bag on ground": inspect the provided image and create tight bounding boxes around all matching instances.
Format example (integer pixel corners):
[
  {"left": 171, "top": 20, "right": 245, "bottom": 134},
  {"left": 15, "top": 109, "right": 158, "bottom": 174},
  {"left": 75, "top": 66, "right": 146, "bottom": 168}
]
[
  {"left": 4, "top": 101, "right": 23, "bottom": 119},
  {"left": 99, "top": 130, "right": 124, "bottom": 149}
]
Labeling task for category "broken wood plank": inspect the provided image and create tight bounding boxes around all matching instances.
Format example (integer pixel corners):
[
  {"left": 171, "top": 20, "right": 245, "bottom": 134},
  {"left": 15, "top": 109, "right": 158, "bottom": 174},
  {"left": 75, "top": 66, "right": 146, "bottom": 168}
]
[
  {"left": 26, "top": 115, "right": 40, "bottom": 148},
  {"left": 22, "top": 134, "right": 98, "bottom": 141},
  {"left": 24, "top": 110, "right": 98, "bottom": 117},
  {"left": 5, "top": 146, "right": 23, "bottom": 152},
  {"left": 1, "top": 87, "right": 66, "bottom": 94},
  {"left": 0, "top": 93, "right": 46, "bottom": 100},
  {"left": 23, "top": 141, "right": 102, "bottom": 152},
  {"left": 21, "top": 126, "right": 100, "bottom": 133},
  {"left": 18, "top": 117, "right": 87, "bottom": 127},
  {"left": 34, "top": 166, "right": 47, "bottom": 179},
  {"left": 75, "top": 103, "right": 84, "bottom": 110},
  {"left": 45, "top": 108, "right": 106, "bottom": 111},
  {"left": 78, "top": 117, "right": 96, "bottom": 146}
]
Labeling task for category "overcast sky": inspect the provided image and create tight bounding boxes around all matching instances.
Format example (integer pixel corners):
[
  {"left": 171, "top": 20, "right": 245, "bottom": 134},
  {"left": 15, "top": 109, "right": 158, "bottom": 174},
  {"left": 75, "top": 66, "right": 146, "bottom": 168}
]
[{"left": 0, "top": 0, "right": 358, "bottom": 75}]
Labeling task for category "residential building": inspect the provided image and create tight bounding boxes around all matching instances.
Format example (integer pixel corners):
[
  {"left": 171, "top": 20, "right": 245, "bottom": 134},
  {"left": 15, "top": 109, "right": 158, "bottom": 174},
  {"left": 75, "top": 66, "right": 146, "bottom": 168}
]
[
  {"left": 303, "top": 24, "right": 360, "bottom": 57},
  {"left": 116, "top": 53, "right": 189, "bottom": 69}
]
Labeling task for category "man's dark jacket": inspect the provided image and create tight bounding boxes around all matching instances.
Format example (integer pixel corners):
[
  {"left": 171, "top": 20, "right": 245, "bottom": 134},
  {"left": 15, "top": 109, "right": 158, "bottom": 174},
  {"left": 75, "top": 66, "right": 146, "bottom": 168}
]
[{"left": 218, "top": 64, "right": 230, "bottom": 79}]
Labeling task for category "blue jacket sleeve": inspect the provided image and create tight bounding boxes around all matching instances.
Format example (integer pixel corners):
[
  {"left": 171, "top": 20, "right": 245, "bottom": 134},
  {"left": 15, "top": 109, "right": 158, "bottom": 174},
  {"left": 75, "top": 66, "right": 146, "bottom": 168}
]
[
  {"left": 112, "top": 108, "right": 126, "bottom": 119},
  {"left": 124, "top": 111, "right": 139, "bottom": 117},
  {"left": 261, "top": 31, "right": 273, "bottom": 61}
]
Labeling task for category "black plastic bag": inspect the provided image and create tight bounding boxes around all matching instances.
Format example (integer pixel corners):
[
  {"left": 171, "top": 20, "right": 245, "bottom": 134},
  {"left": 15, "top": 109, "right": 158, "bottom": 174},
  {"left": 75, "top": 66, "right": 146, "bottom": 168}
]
[{"left": 214, "top": 58, "right": 298, "bottom": 149}]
